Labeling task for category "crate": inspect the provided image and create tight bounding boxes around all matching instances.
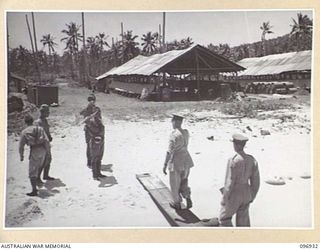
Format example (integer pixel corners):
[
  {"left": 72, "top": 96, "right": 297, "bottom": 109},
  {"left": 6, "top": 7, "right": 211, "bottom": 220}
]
[{"left": 27, "top": 85, "right": 59, "bottom": 107}]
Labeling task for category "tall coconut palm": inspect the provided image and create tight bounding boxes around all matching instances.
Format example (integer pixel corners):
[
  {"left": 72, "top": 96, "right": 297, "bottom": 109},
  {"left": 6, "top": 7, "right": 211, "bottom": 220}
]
[
  {"left": 40, "top": 34, "right": 57, "bottom": 56},
  {"left": 95, "top": 33, "right": 110, "bottom": 53},
  {"left": 40, "top": 34, "right": 57, "bottom": 70},
  {"left": 141, "top": 31, "right": 157, "bottom": 55},
  {"left": 260, "top": 21, "right": 273, "bottom": 41},
  {"left": 61, "top": 22, "right": 83, "bottom": 78},
  {"left": 120, "top": 30, "right": 139, "bottom": 63},
  {"left": 290, "top": 12, "right": 313, "bottom": 51},
  {"left": 260, "top": 21, "right": 273, "bottom": 56}
]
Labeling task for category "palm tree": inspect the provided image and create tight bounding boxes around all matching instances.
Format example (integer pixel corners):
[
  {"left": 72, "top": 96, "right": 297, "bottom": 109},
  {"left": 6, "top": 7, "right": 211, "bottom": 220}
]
[
  {"left": 11, "top": 46, "right": 33, "bottom": 76},
  {"left": 40, "top": 34, "right": 57, "bottom": 56},
  {"left": 260, "top": 21, "right": 273, "bottom": 41},
  {"left": 61, "top": 22, "right": 83, "bottom": 78},
  {"left": 95, "top": 33, "right": 110, "bottom": 53},
  {"left": 290, "top": 12, "right": 313, "bottom": 51},
  {"left": 110, "top": 40, "right": 122, "bottom": 67},
  {"left": 120, "top": 30, "right": 139, "bottom": 63},
  {"left": 40, "top": 34, "right": 57, "bottom": 70},
  {"left": 260, "top": 21, "right": 273, "bottom": 56},
  {"left": 141, "top": 31, "right": 157, "bottom": 55},
  {"left": 180, "top": 37, "right": 194, "bottom": 49}
]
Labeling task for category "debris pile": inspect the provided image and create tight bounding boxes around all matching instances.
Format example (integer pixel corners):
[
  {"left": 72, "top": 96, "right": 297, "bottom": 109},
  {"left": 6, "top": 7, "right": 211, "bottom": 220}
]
[{"left": 7, "top": 99, "right": 38, "bottom": 135}]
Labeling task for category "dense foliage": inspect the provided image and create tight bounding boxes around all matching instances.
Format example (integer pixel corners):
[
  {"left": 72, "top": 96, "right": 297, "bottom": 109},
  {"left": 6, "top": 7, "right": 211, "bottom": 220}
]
[{"left": 8, "top": 13, "right": 312, "bottom": 83}]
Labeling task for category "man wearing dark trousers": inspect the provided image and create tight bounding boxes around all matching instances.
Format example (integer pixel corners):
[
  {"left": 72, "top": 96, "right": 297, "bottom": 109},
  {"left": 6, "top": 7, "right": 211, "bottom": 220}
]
[
  {"left": 80, "top": 94, "right": 102, "bottom": 168},
  {"left": 86, "top": 110, "right": 106, "bottom": 180}
]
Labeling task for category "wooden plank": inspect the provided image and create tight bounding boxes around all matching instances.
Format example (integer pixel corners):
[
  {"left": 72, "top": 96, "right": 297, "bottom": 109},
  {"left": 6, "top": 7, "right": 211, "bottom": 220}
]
[{"left": 137, "top": 173, "right": 219, "bottom": 227}]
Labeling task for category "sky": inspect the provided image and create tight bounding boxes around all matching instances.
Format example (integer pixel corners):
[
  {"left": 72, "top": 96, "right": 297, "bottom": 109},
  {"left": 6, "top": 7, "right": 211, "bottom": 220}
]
[{"left": 7, "top": 10, "right": 313, "bottom": 55}]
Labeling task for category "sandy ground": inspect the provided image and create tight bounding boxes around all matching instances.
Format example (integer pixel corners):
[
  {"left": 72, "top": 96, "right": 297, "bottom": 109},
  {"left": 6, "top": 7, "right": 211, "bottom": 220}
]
[{"left": 5, "top": 84, "right": 312, "bottom": 228}]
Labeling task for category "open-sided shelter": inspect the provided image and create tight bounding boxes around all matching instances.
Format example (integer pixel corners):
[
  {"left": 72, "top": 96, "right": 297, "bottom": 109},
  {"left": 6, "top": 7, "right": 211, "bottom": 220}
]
[
  {"left": 96, "top": 44, "right": 245, "bottom": 101},
  {"left": 234, "top": 50, "right": 312, "bottom": 91}
]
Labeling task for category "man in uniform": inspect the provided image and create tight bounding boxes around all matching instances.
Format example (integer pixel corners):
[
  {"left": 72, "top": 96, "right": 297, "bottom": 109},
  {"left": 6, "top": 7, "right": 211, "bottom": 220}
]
[
  {"left": 86, "top": 110, "right": 106, "bottom": 180},
  {"left": 36, "top": 104, "right": 54, "bottom": 182},
  {"left": 219, "top": 133, "right": 260, "bottom": 227},
  {"left": 163, "top": 115, "right": 194, "bottom": 210},
  {"left": 19, "top": 115, "right": 50, "bottom": 196},
  {"left": 80, "top": 94, "right": 102, "bottom": 168}
]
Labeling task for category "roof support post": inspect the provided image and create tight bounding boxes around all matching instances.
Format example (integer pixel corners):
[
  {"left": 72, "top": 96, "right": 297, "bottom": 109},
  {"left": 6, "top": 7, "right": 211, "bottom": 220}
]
[{"left": 195, "top": 49, "right": 200, "bottom": 100}]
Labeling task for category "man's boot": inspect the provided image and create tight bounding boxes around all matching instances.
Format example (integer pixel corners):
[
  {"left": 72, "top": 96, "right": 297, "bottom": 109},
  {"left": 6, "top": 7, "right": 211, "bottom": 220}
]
[
  {"left": 43, "top": 165, "right": 55, "bottom": 180},
  {"left": 186, "top": 197, "right": 193, "bottom": 209},
  {"left": 169, "top": 202, "right": 182, "bottom": 210},
  {"left": 27, "top": 177, "right": 38, "bottom": 196},
  {"left": 36, "top": 177, "right": 44, "bottom": 186}
]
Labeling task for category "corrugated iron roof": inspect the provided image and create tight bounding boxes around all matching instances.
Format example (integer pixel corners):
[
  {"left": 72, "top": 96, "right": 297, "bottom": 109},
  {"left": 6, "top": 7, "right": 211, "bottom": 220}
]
[
  {"left": 237, "top": 50, "right": 312, "bottom": 76},
  {"left": 96, "top": 45, "right": 244, "bottom": 80}
]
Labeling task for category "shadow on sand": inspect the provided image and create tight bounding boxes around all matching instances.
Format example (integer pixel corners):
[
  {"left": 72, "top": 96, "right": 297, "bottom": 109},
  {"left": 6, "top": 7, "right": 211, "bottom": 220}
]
[
  {"left": 100, "top": 164, "right": 113, "bottom": 173},
  {"left": 37, "top": 189, "right": 60, "bottom": 199},
  {"left": 98, "top": 175, "right": 118, "bottom": 188},
  {"left": 44, "top": 178, "right": 66, "bottom": 190},
  {"left": 37, "top": 178, "right": 66, "bottom": 199}
]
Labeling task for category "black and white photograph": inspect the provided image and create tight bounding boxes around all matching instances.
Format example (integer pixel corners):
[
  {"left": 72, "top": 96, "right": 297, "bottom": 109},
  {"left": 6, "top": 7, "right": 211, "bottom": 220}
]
[{"left": 5, "top": 10, "right": 313, "bottom": 228}]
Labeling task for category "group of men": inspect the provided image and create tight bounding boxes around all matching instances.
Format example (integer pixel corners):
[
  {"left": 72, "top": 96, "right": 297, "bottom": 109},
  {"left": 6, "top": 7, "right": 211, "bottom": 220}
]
[
  {"left": 19, "top": 93, "right": 260, "bottom": 227},
  {"left": 163, "top": 115, "right": 260, "bottom": 227},
  {"left": 19, "top": 93, "right": 106, "bottom": 198}
]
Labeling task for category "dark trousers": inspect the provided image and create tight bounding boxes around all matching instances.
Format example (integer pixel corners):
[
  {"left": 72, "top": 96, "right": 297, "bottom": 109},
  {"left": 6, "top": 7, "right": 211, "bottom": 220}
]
[
  {"left": 85, "top": 129, "right": 91, "bottom": 166},
  {"left": 38, "top": 149, "right": 51, "bottom": 179},
  {"left": 90, "top": 140, "right": 104, "bottom": 178}
]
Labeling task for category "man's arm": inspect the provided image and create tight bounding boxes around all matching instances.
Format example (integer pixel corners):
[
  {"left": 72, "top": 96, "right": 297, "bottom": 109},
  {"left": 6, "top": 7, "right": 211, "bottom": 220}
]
[
  {"left": 222, "top": 159, "right": 236, "bottom": 204},
  {"left": 250, "top": 160, "right": 260, "bottom": 201},
  {"left": 163, "top": 133, "right": 175, "bottom": 175},
  {"left": 19, "top": 134, "right": 26, "bottom": 161},
  {"left": 163, "top": 151, "right": 171, "bottom": 175}
]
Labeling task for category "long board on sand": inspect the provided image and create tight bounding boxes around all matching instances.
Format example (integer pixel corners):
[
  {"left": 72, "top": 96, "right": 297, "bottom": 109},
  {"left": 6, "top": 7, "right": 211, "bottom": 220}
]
[{"left": 136, "top": 173, "right": 219, "bottom": 227}]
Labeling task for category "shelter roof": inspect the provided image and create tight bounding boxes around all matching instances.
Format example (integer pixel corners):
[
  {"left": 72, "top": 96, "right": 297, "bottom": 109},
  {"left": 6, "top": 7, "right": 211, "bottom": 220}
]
[
  {"left": 237, "top": 50, "right": 312, "bottom": 76},
  {"left": 96, "top": 44, "right": 244, "bottom": 80}
]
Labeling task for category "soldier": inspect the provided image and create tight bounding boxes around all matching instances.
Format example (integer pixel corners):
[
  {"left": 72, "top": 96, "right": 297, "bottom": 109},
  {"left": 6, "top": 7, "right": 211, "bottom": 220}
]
[
  {"left": 219, "top": 134, "right": 260, "bottom": 227},
  {"left": 163, "top": 115, "right": 194, "bottom": 210},
  {"left": 86, "top": 111, "right": 106, "bottom": 180},
  {"left": 80, "top": 94, "right": 101, "bottom": 168},
  {"left": 36, "top": 104, "right": 54, "bottom": 182},
  {"left": 19, "top": 115, "right": 50, "bottom": 196}
]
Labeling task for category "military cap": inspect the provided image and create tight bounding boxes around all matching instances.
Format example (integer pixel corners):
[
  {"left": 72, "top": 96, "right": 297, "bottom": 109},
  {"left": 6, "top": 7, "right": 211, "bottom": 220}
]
[
  {"left": 172, "top": 114, "right": 184, "bottom": 121},
  {"left": 88, "top": 94, "right": 96, "bottom": 102},
  {"left": 231, "top": 133, "right": 249, "bottom": 142},
  {"left": 39, "top": 104, "right": 49, "bottom": 112}
]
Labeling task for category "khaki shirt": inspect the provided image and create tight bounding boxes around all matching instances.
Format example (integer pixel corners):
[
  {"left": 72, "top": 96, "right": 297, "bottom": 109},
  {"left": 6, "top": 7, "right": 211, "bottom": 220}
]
[
  {"left": 35, "top": 117, "right": 52, "bottom": 142},
  {"left": 223, "top": 152, "right": 260, "bottom": 204},
  {"left": 167, "top": 128, "right": 194, "bottom": 172}
]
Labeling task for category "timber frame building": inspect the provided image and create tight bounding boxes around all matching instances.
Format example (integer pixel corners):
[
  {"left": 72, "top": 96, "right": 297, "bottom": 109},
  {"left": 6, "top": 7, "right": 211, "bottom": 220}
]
[{"left": 96, "top": 44, "right": 244, "bottom": 101}]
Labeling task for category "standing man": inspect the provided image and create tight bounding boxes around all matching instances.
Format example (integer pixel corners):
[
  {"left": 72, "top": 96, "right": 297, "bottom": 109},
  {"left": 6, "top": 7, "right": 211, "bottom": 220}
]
[
  {"left": 80, "top": 94, "right": 101, "bottom": 168},
  {"left": 86, "top": 111, "right": 106, "bottom": 180},
  {"left": 163, "top": 115, "right": 194, "bottom": 210},
  {"left": 219, "top": 134, "right": 260, "bottom": 227},
  {"left": 19, "top": 115, "right": 50, "bottom": 196},
  {"left": 36, "top": 104, "right": 54, "bottom": 182}
]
